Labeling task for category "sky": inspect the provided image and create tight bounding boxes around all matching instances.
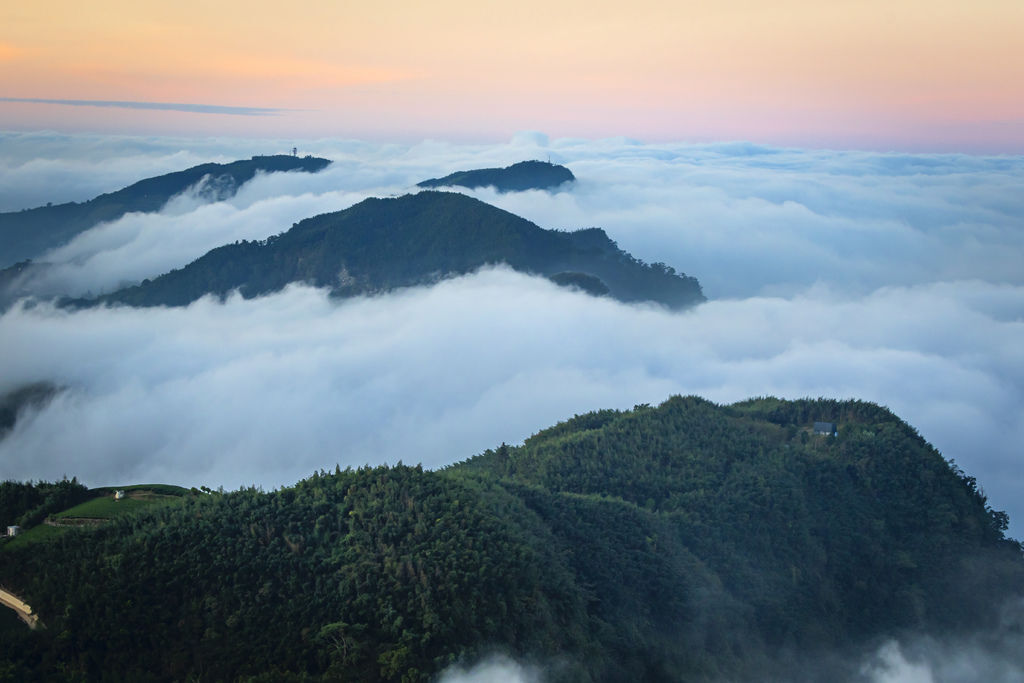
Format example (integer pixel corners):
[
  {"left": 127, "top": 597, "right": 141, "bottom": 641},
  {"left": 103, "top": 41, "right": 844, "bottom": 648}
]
[{"left": 2, "top": 1, "right": 1024, "bottom": 151}]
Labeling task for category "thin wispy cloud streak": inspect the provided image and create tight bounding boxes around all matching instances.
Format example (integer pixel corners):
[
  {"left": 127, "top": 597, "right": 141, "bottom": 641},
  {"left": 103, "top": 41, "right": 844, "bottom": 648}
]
[{"left": 0, "top": 97, "right": 285, "bottom": 116}]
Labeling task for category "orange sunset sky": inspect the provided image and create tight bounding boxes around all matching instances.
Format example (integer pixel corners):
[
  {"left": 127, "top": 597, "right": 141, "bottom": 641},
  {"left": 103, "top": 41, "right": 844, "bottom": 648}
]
[{"left": 1, "top": 0, "right": 1022, "bottom": 151}]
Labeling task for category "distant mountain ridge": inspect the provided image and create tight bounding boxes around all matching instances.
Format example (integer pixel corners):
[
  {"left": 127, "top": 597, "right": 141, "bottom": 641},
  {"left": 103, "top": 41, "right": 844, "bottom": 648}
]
[
  {"left": 0, "top": 154, "right": 331, "bottom": 268},
  {"left": 85, "top": 191, "right": 704, "bottom": 309},
  {"left": 417, "top": 160, "right": 575, "bottom": 192}
]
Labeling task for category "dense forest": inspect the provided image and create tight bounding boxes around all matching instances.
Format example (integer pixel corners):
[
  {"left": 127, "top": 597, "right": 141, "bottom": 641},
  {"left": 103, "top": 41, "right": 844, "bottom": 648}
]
[
  {"left": 417, "top": 160, "right": 575, "bottom": 192},
  {"left": 1, "top": 397, "right": 1020, "bottom": 681},
  {"left": 0, "top": 154, "right": 331, "bottom": 269},
  {"left": 83, "top": 191, "right": 705, "bottom": 310},
  {"left": 0, "top": 478, "right": 90, "bottom": 531}
]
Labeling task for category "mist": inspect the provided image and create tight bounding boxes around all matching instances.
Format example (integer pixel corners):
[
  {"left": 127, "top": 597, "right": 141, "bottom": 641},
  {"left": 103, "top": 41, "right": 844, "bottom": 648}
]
[
  {"left": 860, "top": 638, "right": 1023, "bottom": 683},
  {"left": 0, "top": 132, "right": 1021, "bottom": 539},
  {"left": 20, "top": 174, "right": 374, "bottom": 298},
  {"left": 429, "top": 597, "right": 1024, "bottom": 682},
  {"left": 435, "top": 654, "right": 542, "bottom": 683},
  {"left": 854, "top": 597, "right": 1024, "bottom": 683}
]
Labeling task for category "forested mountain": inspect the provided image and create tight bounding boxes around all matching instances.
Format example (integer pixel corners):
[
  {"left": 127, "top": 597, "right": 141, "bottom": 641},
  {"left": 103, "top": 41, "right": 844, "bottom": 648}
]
[
  {"left": 1, "top": 397, "right": 1020, "bottom": 682},
  {"left": 417, "top": 160, "right": 575, "bottom": 192},
  {"left": 0, "top": 154, "right": 331, "bottom": 268},
  {"left": 0, "top": 259, "right": 43, "bottom": 308},
  {"left": 85, "top": 191, "right": 705, "bottom": 309}
]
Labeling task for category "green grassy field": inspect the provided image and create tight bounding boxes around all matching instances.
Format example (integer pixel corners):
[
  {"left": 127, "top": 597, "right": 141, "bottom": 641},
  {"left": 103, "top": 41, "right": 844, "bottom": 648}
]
[
  {"left": 3, "top": 523, "right": 70, "bottom": 549},
  {"left": 53, "top": 494, "right": 180, "bottom": 520},
  {"left": 94, "top": 484, "right": 190, "bottom": 497},
  {"left": 3, "top": 487, "right": 190, "bottom": 551}
]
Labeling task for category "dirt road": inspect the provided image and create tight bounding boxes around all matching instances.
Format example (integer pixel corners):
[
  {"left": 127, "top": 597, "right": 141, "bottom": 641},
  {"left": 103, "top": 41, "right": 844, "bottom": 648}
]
[{"left": 0, "top": 586, "right": 40, "bottom": 629}]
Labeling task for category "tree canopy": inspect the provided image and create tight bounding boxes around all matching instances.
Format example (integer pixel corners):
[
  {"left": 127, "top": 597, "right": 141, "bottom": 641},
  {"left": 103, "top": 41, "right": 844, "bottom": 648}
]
[{"left": 1, "top": 397, "right": 1020, "bottom": 681}]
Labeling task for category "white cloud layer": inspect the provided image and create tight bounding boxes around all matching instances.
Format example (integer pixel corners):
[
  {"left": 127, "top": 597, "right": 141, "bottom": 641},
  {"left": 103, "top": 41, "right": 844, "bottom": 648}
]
[
  {"left": 0, "top": 270, "right": 1021, "bottom": 535},
  {"left": 1, "top": 132, "right": 1022, "bottom": 540},
  {"left": 466, "top": 143, "right": 1024, "bottom": 298}
]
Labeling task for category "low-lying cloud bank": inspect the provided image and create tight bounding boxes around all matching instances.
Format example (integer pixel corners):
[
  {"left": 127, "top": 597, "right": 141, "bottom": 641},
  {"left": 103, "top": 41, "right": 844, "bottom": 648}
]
[
  {"left": 1, "top": 269, "right": 1021, "bottom": 536},
  {"left": 463, "top": 143, "right": 1024, "bottom": 298},
  {"left": 1, "top": 132, "right": 1022, "bottom": 538}
]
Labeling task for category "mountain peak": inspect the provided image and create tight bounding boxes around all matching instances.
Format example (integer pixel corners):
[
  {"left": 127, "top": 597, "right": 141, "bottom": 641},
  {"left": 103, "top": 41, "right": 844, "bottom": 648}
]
[
  {"left": 416, "top": 160, "right": 575, "bottom": 192},
  {"left": 87, "top": 191, "right": 704, "bottom": 309}
]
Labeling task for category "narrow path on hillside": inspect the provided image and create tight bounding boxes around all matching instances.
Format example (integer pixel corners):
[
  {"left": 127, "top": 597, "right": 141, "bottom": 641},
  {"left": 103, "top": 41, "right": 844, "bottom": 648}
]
[{"left": 0, "top": 586, "right": 41, "bottom": 629}]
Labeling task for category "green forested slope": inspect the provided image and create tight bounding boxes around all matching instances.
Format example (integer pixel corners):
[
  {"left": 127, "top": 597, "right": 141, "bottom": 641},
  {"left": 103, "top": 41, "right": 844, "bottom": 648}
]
[
  {"left": 461, "top": 397, "right": 1019, "bottom": 643},
  {"left": 0, "top": 155, "right": 331, "bottom": 268},
  {"left": 90, "top": 191, "right": 704, "bottom": 309},
  {"left": 0, "top": 397, "right": 1020, "bottom": 682},
  {"left": 0, "top": 478, "right": 92, "bottom": 531}
]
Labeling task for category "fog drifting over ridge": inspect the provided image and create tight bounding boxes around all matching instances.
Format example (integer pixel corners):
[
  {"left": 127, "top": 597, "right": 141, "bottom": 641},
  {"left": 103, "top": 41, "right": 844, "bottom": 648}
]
[{"left": 0, "top": 131, "right": 1022, "bottom": 540}]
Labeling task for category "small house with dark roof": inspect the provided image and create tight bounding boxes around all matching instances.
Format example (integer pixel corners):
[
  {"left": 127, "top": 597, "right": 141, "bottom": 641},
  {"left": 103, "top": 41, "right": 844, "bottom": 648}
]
[{"left": 814, "top": 421, "right": 837, "bottom": 436}]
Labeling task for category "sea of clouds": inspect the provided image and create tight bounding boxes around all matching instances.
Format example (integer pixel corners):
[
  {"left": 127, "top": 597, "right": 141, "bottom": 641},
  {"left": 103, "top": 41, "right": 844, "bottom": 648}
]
[{"left": 0, "top": 130, "right": 1021, "bottom": 548}]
